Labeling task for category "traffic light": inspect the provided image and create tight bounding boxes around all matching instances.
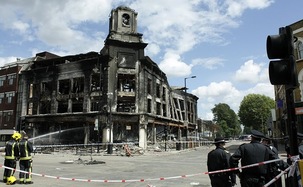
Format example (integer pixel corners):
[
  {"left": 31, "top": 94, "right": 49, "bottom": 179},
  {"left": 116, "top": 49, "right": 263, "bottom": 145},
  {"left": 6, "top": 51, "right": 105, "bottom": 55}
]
[{"left": 266, "top": 26, "right": 298, "bottom": 88}]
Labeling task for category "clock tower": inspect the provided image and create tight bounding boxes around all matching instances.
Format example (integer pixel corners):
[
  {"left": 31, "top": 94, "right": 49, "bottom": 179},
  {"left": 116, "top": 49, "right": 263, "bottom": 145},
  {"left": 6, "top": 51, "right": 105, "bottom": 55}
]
[{"left": 106, "top": 6, "right": 144, "bottom": 43}]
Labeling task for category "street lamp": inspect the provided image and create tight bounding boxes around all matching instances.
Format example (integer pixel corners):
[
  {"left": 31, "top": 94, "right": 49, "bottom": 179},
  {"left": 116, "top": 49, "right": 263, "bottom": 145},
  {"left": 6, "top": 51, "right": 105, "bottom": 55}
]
[
  {"left": 107, "top": 93, "right": 113, "bottom": 154},
  {"left": 184, "top": 76, "right": 196, "bottom": 148}
]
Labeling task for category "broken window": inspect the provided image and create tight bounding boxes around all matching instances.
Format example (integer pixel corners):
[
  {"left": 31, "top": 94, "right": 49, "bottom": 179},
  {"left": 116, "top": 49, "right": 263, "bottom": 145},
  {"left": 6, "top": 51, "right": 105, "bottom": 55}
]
[
  {"left": 156, "top": 102, "right": 161, "bottom": 115},
  {"left": 180, "top": 99, "right": 185, "bottom": 110},
  {"left": 117, "top": 74, "right": 135, "bottom": 92},
  {"left": 72, "top": 77, "right": 84, "bottom": 93},
  {"left": 58, "top": 79, "right": 70, "bottom": 95},
  {"left": 156, "top": 83, "right": 160, "bottom": 98},
  {"left": 7, "top": 74, "right": 16, "bottom": 85},
  {"left": 57, "top": 101, "right": 68, "bottom": 113},
  {"left": 147, "top": 78, "right": 152, "bottom": 94},
  {"left": 40, "top": 101, "right": 51, "bottom": 114},
  {"left": 3, "top": 111, "right": 12, "bottom": 123},
  {"left": 91, "top": 73, "right": 102, "bottom": 91},
  {"left": 162, "top": 103, "right": 167, "bottom": 117},
  {"left": 28, "top": 102, "right": 33, "bottom": 115},
  {"left": 0, "top": 93, "right": 4, "bottom": 104},
  {"left": 162, "top": 87, "right": 166, "bottom": 101},
  {"left": 90, "top": 96, "right": 102, "bottom": 111},
  {"left": 41, "top": 81, "right": 52, "bottom": 96},
  {"left": 117, "top": 97, "right": 135, "bottom": 113},
  {"left": 29, "top": 84, "right": 33, "bottom": 98},
  {"left": 72, "top": 98, "right": 83, "bottom": 112},
  {"left": 0, "top": 76, "right": 5, "bottom": 87},
  {"left": 6, "top": 92, "right": 15, "bottom": 104},
  {"left": 147, "top": 99, "right": 152, "bottom": 113},
  {"left": 173, "top": 98, "right": 179, "bottom": 109}
]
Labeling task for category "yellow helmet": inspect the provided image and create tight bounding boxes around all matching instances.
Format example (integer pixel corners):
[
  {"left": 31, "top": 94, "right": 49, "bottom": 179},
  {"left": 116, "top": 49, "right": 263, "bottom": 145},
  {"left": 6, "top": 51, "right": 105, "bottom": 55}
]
[
  {"left": 12, "top": 132, "right": 22, "bottom": 141},
  {"left": 7, "top": 176, "right": 16, "bottom": 185}
]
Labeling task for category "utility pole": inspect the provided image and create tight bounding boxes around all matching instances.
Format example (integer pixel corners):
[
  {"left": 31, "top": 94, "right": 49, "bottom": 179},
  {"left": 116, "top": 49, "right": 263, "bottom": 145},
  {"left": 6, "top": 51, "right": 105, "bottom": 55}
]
[{"left": 184, "top": 76, "right": 196, "bottom": 149}]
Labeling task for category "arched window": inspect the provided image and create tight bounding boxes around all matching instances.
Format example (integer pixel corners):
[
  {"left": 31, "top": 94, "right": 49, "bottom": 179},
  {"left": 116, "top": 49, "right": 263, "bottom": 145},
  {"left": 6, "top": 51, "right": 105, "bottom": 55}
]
[{"left": 298, "top": 41, "right": 303, "bottom": 59}]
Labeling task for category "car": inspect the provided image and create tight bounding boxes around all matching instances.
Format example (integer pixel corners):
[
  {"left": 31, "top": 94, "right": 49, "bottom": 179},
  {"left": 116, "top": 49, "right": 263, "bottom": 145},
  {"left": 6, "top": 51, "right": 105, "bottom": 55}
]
[{"left": 238, "top": 134, "right": 251, "bottom": 141}]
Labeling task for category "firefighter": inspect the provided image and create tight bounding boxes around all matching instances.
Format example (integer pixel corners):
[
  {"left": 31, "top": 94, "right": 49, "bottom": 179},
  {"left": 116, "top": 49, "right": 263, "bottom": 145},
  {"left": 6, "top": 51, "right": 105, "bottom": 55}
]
[
  {"left": 3, "top": 132, "right": 21, "bottom": 183},
  {"left": 19, "top": 134, "right": 34, "bottom": 184}
]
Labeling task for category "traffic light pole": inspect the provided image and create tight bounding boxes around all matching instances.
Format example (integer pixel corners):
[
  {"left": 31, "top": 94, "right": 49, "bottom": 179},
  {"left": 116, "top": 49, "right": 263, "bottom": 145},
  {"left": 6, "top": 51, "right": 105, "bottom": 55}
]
[
  {"left": 286, "top": 87, "right": 299, "bottom": 187},
  {"left": 267, "top": 26, "right": 299, "bottom": 187}
]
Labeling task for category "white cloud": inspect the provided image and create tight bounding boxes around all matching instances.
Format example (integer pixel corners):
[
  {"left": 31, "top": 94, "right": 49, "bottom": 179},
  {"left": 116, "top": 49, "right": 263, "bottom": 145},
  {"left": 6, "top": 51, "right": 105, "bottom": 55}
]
[
  {"left": 145, "top": 43, "right": 161, "bottom": 57},
  {"left": 192, "top": 57, "right": 225, "bottom": 70},
  {"left": 245, "top": 82, "right": 274, "bottom": 99},
  {"left": 191, "top": 80, "right": 274, "bottom": 120},
  {"left": 192, "top": 81, "right": 242, "bottom": 119},
  {"left": 225, "top": 0, "right": 274, "bottom": 17},
  {"left": 0, "top": 57, "right": 20, "bottom": 67},
  {"left": 0, "top": 0, "right": 113, "bottom": 54},
  {"left": 234, "top": 60, "right": 266, "bottom": 83},
  {"left": 159, "top": 52, "right": 192, "bottom": 77}
]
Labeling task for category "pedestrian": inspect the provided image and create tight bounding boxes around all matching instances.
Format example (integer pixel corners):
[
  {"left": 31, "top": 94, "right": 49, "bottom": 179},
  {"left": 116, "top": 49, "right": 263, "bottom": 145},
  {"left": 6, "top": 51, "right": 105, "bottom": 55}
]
[
  {"left": 230, "top": 130, "right": 276, "bottom": 187},
  {"left": 207, "top": 137, "right": 236, "bottom": 187},
  {"left": 262, "top": 137, "right": 287, "bottom": 187},
  {"left": 19, "top": 134, "right": 34, "bottom": 184},
  {"left": 3, "top": 132, "right": 21, "bottom": 184}
]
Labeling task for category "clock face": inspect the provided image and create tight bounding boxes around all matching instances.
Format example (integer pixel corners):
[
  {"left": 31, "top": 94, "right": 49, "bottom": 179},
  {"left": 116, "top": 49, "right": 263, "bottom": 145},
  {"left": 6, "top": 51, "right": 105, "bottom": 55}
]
[{"left": 122, "top": 13, "right": 130, "bottom": 26}]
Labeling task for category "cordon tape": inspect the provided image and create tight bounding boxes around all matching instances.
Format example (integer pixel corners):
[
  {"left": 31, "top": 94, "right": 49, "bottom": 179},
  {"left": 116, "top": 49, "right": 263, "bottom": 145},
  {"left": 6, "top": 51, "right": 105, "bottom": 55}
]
[{"left": 0, "top": 157, "right": 295, "bottom": 184}]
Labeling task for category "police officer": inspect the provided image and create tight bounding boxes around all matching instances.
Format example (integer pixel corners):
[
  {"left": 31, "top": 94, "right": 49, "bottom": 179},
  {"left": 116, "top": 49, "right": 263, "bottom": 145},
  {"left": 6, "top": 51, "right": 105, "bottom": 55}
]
[
  {"left": 19, "top": 134, "right": 34, "bottom": 184},
  {"left": 262, "top": 137, "right": 287, "bottom": 187},
  {"left": 3, "top": 132, "right": 21, "bottom": 183},
  {"left": 230, "top": 130, "right": 276, "bottom": 187},
  {"left": 207, "top": 137, "right": 236, "bottom": 187}
]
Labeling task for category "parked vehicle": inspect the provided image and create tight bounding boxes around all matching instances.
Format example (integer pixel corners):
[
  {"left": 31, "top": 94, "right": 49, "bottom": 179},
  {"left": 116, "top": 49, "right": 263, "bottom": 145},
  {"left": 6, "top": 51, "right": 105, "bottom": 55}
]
[{"left": 238, "top": 134, "right": 251, "bottom": 141}]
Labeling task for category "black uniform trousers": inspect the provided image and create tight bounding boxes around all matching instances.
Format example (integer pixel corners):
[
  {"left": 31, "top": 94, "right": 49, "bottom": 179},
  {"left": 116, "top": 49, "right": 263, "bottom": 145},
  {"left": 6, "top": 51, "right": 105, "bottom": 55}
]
[
  {"left": 19, "top": 159, "right": 32, "bottom": 183},
  {"left": 240, "top": 174, "right": 265, "bottom": 187},
  {"left": 210, "top": 174, "right": 232, "bottom": 187},
  {"left": 3, "top": 159, "right": 16, "bottom": 182}
]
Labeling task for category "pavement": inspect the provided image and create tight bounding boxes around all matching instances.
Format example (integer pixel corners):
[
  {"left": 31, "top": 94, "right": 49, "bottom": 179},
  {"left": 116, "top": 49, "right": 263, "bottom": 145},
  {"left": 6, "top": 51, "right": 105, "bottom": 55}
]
[{"left": 0, "top": 140, "right": 287, "bottom": 187}]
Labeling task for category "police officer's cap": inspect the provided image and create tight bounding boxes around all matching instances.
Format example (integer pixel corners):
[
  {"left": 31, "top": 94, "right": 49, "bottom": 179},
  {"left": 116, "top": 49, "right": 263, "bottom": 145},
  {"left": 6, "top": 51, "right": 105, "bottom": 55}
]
[
  {"left": 212, "top": 137, "right": 228, "bottom": 144},
  {"left": 251, "top": 130, "right": 265, "bottom": 139}
]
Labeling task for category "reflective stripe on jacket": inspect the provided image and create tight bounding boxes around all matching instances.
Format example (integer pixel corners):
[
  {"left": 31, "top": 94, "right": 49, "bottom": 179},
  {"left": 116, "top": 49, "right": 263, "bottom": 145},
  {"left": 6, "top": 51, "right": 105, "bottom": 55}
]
[
  {"left": 5, "top": 140, "right": 18, "bottom": 160},
  {"left": 19, "top": 139, "right": 33, "bottom": 160}
]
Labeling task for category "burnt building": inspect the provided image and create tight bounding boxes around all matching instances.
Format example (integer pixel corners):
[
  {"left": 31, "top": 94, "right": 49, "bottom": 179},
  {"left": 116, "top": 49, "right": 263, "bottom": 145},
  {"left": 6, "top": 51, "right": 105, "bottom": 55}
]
[{"left": 17, "top": 6, "right": 198, "bottom": 149}]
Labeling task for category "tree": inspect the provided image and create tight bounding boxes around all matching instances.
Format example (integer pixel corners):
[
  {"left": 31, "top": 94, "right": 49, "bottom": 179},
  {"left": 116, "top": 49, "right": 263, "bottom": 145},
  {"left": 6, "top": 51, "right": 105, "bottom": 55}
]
[
  {"left": 238, "top": 94, "right": 275, "bottom": 134},
  {"left": 211, "top": 103, "right": 241, "bottom": 138}
]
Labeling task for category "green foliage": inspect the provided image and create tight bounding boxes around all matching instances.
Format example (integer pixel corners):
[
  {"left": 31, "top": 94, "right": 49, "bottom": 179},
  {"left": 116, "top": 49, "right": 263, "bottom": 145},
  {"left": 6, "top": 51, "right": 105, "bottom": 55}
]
[
  {"left": 211, "top": 103, "right": 241, "bottom": 138},
  {"left": 238, "top": 94, "right": 275, "bottom": 133}
]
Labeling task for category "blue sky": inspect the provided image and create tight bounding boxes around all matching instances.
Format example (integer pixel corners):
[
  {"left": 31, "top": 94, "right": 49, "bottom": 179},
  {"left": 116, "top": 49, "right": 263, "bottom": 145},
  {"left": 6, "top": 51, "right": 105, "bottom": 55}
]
[{"left": 0, "top": 0, "right": 302, "bottom": 120}]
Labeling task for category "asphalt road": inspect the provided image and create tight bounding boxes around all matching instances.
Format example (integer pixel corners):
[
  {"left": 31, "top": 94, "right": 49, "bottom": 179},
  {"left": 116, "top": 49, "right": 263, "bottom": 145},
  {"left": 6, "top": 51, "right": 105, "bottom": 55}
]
[{"left": 0, "top": 140, "right": 281, "bottom": 187}]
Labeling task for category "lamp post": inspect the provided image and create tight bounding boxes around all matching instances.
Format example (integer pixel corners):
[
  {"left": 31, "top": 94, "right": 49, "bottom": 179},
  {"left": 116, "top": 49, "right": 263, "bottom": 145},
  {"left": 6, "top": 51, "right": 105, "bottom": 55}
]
[
  {"left": 107, "top": 93, "right": 113, "bottom": 154},
  {"left": 184, "top": 76, "right": 196, "bottom": 148},
  {"left": 97, "top": 57, "right": 102, "bottom": 153}
]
